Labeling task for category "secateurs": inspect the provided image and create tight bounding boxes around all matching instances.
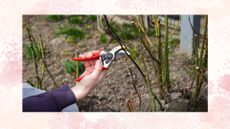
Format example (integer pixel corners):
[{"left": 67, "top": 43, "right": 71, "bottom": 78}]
[{"left": 72, "top": 46, "right": 130, "bottom": 82}]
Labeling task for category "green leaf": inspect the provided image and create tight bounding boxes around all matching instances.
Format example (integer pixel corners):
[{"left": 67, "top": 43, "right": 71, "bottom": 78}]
[{"left": 56, "top": 27, "right": 86, "bottom": 42}]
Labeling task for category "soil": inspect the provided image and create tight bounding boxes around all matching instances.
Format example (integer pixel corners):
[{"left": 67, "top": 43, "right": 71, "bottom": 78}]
[{"left": 22, "top": 15, "right": 207, "bottom": 112}]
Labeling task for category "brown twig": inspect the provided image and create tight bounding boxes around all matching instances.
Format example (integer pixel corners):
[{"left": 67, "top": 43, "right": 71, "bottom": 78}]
[
  {"left": 103, "top": 15, "right": 164, "bottom": 111},
  {"left": 127, "top": 99, "right": 133, "bottom": 112},
  {"left": 128, "top": 68, "right": 142, "bottom": 111},
  {"left": 103, "top": 15, "right": 145, "bottom": 79}
]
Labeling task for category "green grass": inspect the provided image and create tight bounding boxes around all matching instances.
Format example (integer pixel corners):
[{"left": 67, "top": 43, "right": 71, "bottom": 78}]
[
  {"left": 46, "top": 15, "right": 64, "bottom": 22},
  {"left": 68, "top": 15, "right": 97, "bottom": 25},
  {"left": 56, "top": 26, "right": 86, "bottom": 42},
  {"left": 68, "top": 16, "right": 83, "bottom": 24},
  {"left": 110, "top": 22, "right": 139, "bottom": 40},
  {"left": 88, "top": 15, "right": 97, "bottom": 21},
  {"left": 108, "top": 19, "right": 154, "bottom": 40},
  {"left": 64, "top": 60, "right": 85, "bottom": 75},
  {"left": 99, "top": 34, "right": 107, "bottom": 44},
  {"left": 120, "top": 23, "right": 139, "bottom": 40},
  {"left": 23, "top": 43, "right": 42, "bottom": 61}
]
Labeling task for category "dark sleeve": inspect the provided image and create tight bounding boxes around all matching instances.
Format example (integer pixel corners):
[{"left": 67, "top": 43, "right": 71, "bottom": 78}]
[{"left": 23, "top": 85, "right": 77, "bottom": 112}]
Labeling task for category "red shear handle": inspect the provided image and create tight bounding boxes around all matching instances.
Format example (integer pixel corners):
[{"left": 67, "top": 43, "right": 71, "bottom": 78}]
[
  {"left": 72, "top": 52, "right": 100, "bottom": 61},
  {"left": 72, "top": 51, "right": 101, "bottom": 82}
]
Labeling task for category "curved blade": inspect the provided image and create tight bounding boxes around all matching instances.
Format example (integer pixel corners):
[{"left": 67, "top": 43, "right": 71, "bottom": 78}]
[
  {"left": 115, "top": 50, "right": 129, "bottom": 59},
  {"left": 109, "top": 46, "right": 130, "bottom": 60}
]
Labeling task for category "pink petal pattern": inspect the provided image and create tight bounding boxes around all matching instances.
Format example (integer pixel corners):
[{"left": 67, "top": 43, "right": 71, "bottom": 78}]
[{"left": 0, "top": 0, "right": 230, "bottom": 129}]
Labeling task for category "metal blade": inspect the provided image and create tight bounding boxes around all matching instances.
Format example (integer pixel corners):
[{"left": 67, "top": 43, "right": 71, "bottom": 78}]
[
  {"left": 109, "top": 46, "right": 130, "bottom": 60},
  {"left": 115, "top": 50, "right": 129, "bottom": 59}
]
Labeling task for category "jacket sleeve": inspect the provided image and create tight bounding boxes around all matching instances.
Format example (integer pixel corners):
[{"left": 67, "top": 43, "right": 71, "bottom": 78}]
[{"left": 23, "top": 85, "right": 77, "bottom": 112}]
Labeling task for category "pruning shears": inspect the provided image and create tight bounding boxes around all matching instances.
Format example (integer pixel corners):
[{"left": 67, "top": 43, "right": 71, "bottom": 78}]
[{"left": 72, "top": 46, "right": 130, "bottom": 82}]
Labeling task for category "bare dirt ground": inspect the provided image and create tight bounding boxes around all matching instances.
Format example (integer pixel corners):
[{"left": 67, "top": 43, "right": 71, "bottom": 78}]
[{"left": 22, "top": 16, "right": 207, "bottom": 112}]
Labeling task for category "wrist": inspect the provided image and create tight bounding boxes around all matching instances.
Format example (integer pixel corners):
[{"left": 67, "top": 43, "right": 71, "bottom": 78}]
[{"left": 71, "top": 83, "right": 91, "bottom": 101}]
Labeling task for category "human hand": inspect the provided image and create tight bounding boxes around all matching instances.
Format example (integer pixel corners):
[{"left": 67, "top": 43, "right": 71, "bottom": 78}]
[{"left": 71, "top": 51, "right": 106, "bottom": 101}]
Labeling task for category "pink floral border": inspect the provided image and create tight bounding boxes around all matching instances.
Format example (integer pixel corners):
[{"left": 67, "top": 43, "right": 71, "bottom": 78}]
[{"left": 0, "top": 0, "right": 230, "bottom": 129}]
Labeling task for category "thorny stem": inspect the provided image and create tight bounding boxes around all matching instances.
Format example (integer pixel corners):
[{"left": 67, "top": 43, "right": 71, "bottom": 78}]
[
  {"left": 192, "top": 71, "right": 202, "bottom": 110},
  {"left": 26, "top": 22, "right": 58, "bottom": 89},
  {"left": 147, "top": 16, "right": 181, "bottom": 45},
  {"left": 136, "top": 16, "right": 159, "bottom": 80},
  {"left": 190, "top": 71, "right": 195, "bottom": 89},
  {"left": 190, "top": 34, "right": 199, "bottom": 91},
  {"left": 128, "top": 68, "right": 142, "bottom": 111},
  {"left": 191, "top": 16, "right": 208, "bottom": 110},
  {"left": 26, "top": 25, "right": 41, "bottom": 89},
  {"left": 137, "top": 16, "right": 165, "bottom": 109},
  {"left": 154, "top": 16, "right": 164, "bottom": 98},
  {"left": 39, "top": 34, "right": 45, "bottom": 82},
  {"left": 164, "top": 15, "right": 171, "bottom": 90},
  {"left": 135, "top": 16, "right": 160, "bottom": 65},
  {"left": 140, "top": 39, "right": 158, "bottom": 77},
  {"left": 39, "top": 34, "right": 58, "bottom": 88},
  {"left": 141, "top": 55, "right": 156, "bottom": 111},
  {"left": 103, "top": 15, "right": 164, "bottom": 111},
  {"left": 199, "top": 16, "right": 208, "bottom": 69}
]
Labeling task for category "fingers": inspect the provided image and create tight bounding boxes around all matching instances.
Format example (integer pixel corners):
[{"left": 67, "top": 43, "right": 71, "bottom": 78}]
[
  {"left": 79, "top": 50, "right": 100, "bottom": 58},
  {"left": 86, "top": 52, "right": 93, "bottom": 58},
  {"left": 79, "top": 50, "right": 100, "bottom": 67},
  {"left": 78, "top": 50, "right": 103, "bottom": 81},
  {"left": 77, "top": 59, "right": 103, "bottom": 83},
  {"left": 79, "top": 53, "right": 86, "bottom": 58},
  {"left": 80, "top": 52, "right": 93, "bottom": 67},
  {"left": 93, "top": 50, "right": 101, "bottom": 54},
  {"left": 85, "top": 52, "right": 94, "bottom": 67}
]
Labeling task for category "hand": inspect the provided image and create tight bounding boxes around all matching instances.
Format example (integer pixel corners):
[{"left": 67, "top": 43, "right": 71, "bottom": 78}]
[{"left": 71, "top": 51, "right": 106, "bottom": 101}]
